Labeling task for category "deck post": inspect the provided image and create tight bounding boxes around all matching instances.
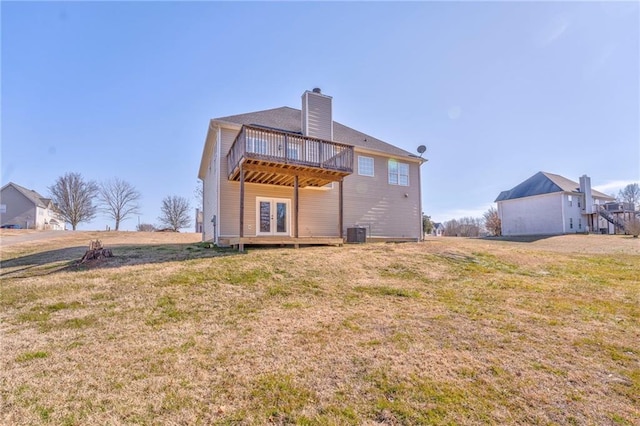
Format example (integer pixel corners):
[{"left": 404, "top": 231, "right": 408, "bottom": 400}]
[
  {"left": 294, "top": 175, "right": 299, "bottom": 238},
  {"left": 339, "top": 178, "right": 344, "bottom": 239},
  {"left": 239, "top": 165, "right": 245, "bottom": 251}
]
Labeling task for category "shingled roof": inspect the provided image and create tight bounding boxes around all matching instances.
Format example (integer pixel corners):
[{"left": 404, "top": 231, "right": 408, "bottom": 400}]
[
  {"left": 495, "top": 172, "right": 614, "bottom": 202},
  {"left": 214, "top": 106, "right": 417, "bottom": 159},
  {"left": 1, "top": 182, "right": 52, "bottom": 208}
]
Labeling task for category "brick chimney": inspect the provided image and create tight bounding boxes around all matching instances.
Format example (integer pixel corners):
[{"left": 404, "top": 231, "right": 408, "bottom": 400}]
[{"left": 301, "top": 88, "right": 333, "bottom": 141}]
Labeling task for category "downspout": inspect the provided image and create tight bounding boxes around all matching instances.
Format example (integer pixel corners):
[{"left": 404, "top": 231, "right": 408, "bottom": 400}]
[
  {"left": 216, "top": 126, "right": 222, "bottom": 245},
  {"left": 418, "top": 158, "right": 427, "bottom": 241},
  {"left": 200, "top": 178, "right": 205, "bottom": 241},
  {"left": 561, "top": 193, "right": 566, "bottom": 234},
  {"left": 418, "top": 168, "right": 423, "bottom": 241}
]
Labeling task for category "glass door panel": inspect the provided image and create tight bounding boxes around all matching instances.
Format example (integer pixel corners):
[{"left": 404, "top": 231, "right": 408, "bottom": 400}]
[
  {"left": 259, "top": 201, "right": 271, "bottom": 233},
  {"left": 276, "top": 202, "right": 287, "bottom": 234}
]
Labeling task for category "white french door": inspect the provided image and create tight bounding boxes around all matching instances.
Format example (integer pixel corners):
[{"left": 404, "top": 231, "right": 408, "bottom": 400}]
[{"left": 256, "top": 198, "right": 291, "bottom": 236}]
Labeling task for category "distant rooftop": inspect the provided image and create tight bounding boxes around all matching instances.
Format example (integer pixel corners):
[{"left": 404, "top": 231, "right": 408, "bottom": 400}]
[{"left": 495, "top": 172, "right": 614, "bottom": 202}]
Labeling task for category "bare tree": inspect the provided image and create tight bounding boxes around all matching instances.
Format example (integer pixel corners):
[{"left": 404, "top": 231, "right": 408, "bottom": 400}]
[
  {"left": 618, "top": 183, "right": 639, "bottom": 210},
  {"left": 195, "top": 181, "right": 203, "bottom": 210},
  {"left": 624, "top": 216, "right": 640, "bottom": 238},
  {"left": 98, "top": 178, "right": 141, "bottom": 231},
  {"left": 422, "top": 214, "right": 433, "bottom": 236},
  {"left": 136, "top": 223, "right": 157, "bottom": 232},
  {"left": 483, "top": 206, "right": 502, "bottom": 236},
  {"left": 48, "top": 172, "right": 99, "bottom": 230},
  {"left": 158, "top": 195, "right": 191, "bottom": 231},
  {"left": 444, "top": 217, "right": 483, "bottom": 237}
]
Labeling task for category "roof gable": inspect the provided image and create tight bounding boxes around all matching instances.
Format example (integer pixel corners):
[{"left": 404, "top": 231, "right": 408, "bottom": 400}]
[
  {"left": 214, "top": 106, "right": 417, "bottom": 159},
  {"left": 495, "top": 172, "right": 614, "bottom": 202},
  {"left": 1, "top": 182, "right": 50, "bottom": 208}
]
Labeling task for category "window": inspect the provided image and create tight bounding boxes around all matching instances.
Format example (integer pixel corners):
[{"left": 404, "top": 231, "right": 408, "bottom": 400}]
[
  {"left": 247, "top": 137, "right": 267, "bottom": 155},
  {"left": 578, "top": 218, "right": 582, "bottom": 229},
  {"left": 358, "top": 156, "right": 374, "bottom": 177},
  {"left": 568, "top": 195, "right": 572, "bottom": 207},
  {"left": 388, "top": 160, "right": 409, "bottom": 186},
  {"left": 306, "top": 182, "right": 334, "bottom": 190},
  {"left": 569, "top": 218, "right": 573, "bottom": 229},
  {"left": 578, "top": 198, "right": 581, "bottom": 208},
  {"left": 287, "top": 145, "right": 300, "bottom": 161}
]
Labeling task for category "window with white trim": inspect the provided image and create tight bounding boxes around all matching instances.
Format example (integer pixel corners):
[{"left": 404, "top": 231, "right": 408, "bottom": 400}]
[
  {"left": 388, "top": 160, "right": 409, "bottom": 186},
  {"left": 358, "top": 156, "right": 374, "bottom": 177},
  {"left": 246, "top": 137, "right": 267, "bottom": 155}
]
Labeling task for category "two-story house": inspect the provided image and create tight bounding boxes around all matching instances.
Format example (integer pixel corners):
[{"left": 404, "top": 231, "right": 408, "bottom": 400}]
[
  {"left": 0, "top": 182, "right": 65, "bottom": 230},
  {"left": 495, "top": 172, "right": 615, "bottom": 236},
  {"left": 198, "top": 89, "right": 426, "bottom": 250}
]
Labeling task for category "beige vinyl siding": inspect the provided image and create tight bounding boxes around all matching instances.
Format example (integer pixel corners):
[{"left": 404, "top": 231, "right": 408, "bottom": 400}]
[
  {"left": 298, "top": 187, "right": 339, "bottom": 236},
  {"left": 219, "top": 127, "right": 242, "bottom": 237},
  {"left": 219, "top": 126, "right": 343, "bottom": 239},
  {"left": 220, "top": 182, "right": 340, "bottom": 238},
  {"left": 202, "top": 129, "right": 219, "bottom": 241},
  {"left": 342, "top": 151, "right": 421, "bottom": 239},
  {"left": 217, "top": 126, "right": 421, "bottom": 241},
  {"left": 302, "top": 91, "right": 333, "bottom": 140}
]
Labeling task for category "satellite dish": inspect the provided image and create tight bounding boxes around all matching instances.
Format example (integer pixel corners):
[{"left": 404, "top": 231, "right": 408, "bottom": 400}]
[{"left": 417, "top": 145, "right": 427, "bottom": 156}]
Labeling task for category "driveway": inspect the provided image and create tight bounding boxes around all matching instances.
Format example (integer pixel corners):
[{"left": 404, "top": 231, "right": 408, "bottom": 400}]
[{"left": 0, "top": 230, "right": 66, "bottom": 247}]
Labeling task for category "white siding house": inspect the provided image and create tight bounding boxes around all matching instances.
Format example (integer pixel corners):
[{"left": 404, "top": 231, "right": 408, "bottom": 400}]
[{"left": 496, "top": 172, "right": 615, "bottom": 236}]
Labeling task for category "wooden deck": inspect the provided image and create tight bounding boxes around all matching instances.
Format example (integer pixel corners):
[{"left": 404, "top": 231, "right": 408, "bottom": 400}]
[
  {"left": 226, "top": 236, "right": 344, "bottom": 251},
  {"left": 227, "top": 125, "right": 354, "bottom": 187}
]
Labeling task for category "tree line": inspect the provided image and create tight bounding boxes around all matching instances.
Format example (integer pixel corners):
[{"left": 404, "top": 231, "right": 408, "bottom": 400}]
[
  {"left": 423, "top": 206, "right": 501, "bottom": 238},
  {"left": 48, "top": 172, "right": 192, "bottom": 231}
]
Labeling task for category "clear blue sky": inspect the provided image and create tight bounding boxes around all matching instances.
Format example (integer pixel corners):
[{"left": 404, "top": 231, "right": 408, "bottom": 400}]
[{"left": 2, "top": 1, "right": 638, "bottom": 230}]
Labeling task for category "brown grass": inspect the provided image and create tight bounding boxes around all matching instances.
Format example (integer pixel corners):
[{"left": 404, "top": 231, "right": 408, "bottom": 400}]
[{"left": 1, "top": 232, "right": 639, "bottom": 425}]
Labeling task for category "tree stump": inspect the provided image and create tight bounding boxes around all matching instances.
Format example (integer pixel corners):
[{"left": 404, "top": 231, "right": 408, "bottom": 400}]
[{"left": 79, "top": 240, "right": 113, "bottom": 263}]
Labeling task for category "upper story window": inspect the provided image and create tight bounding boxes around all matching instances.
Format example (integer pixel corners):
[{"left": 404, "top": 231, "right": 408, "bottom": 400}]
[
  {"left": 568, "top": 195, "right": 573, "bottom": 207},
  {"left": 358, "top": 156, "right": 374, "bottom": 177},
  {"left": 246, "top": 137, "right": 268, "bottom": 155},
  {"left": 287, "top": 144, "right": 300, "bottom": 161},
  {"left": 388, "top": 160, "right": 409, "bottom": 186}
]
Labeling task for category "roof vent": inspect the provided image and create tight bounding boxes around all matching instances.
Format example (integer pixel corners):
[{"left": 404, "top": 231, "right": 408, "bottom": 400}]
[{"left": 312, "top": 87, "right": 321, "bottom": 94}]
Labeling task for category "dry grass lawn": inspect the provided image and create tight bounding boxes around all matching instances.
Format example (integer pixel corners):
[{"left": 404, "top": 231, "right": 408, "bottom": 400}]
[{"left": 1, "top": 232, "right": 638, "bottom": 425}]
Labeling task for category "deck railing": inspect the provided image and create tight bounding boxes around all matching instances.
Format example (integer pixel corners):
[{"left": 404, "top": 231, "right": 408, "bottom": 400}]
[{"left": 227, "top": 125, "right": 354, "bottom": 178}]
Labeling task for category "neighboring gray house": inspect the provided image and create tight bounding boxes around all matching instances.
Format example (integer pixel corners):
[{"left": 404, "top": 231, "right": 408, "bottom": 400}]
[
  {"left": 198, "top": 88, "right": 426, "bottom": 250},
  {"left": 495, "top": 172, "right": 615, "bottom": 236},
  {"left": 0, "top": 182, "right": 64, "bottom": 230}
]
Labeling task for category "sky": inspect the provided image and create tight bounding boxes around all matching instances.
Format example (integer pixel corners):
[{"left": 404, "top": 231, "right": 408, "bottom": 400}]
[{"left": 2, "top": 1, "right": 639, "bottom": 231}]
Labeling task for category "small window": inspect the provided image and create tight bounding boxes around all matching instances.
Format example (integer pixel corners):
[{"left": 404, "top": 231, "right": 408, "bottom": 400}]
[
  {"left": 358, "top": 156, "right": 374, "bottom": 177},
  {"left": 388, "top": 160, "right": 409, "bottom": 186},
  {"left": 287, "top": 145, "right": 300, "bottom": 161},
  {"left": 306, "top": 182, "right": 334, "bottom": 190},
  {"left": 568, "top": 195, "right": 573, "bottom": 207},
  {"left": 578, "top": 218, "right": 582, "bottom": 229},
  {"left": 578, "top": 198, "right": 581, "bottom": 208},
  {"left": 247, "top": 137, "right": 267, "bottom": 155},
  {"left": 569, "top": 218, "right": 573, "bottom": 229}
]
